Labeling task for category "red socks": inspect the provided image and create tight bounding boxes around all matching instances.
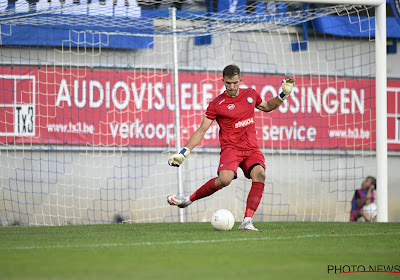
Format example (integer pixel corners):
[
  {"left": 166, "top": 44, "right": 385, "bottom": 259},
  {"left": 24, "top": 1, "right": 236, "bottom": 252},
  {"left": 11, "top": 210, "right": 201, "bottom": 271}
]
[
  {"left": 244, "top": 182, "right": 265, "bottom": 218},
  {"left": 189, "top": 178, "right": 220, "bottom": 202},
  {"left": 189, "top": 179, "right": 264, "bottom": 218}
]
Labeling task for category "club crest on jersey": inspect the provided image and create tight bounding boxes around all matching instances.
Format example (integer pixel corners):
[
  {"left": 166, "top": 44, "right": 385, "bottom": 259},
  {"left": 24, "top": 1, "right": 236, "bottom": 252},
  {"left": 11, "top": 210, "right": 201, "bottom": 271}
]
[
  {"left": 247, "top": 97, "right": 253, "bottom": 103},
  {"left": 227, "top": 104, "right": 235, "bottom": 110},
  {"left": 233, "top": 117, "right": 254, "bottom": 129}
]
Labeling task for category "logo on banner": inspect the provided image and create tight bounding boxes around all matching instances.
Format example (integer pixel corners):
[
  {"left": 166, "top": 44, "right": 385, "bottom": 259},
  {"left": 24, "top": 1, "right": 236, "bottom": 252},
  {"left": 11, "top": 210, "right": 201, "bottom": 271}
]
[
  {"left": 0, "top": 75, "right": 35, "bottom": 137},
  {"left": 15, "top": 105, "right": 34, "bottom": 136}
]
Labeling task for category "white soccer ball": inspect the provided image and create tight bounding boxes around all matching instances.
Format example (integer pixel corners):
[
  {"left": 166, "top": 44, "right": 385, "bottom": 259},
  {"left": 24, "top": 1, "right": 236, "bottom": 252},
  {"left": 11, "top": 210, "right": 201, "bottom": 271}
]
[
  {"left": 211, "top": 209, "right": 235, "bottom": 231},
  {"left": 362, "top": 203, "right": 377, "bottom": 222}
]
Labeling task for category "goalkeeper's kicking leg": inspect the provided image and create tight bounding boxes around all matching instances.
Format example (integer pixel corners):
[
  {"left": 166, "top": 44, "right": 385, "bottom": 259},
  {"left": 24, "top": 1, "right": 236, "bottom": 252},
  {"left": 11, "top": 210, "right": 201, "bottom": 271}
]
[{"left": 167, "top": 170, "right": 235, "bottom": 208}]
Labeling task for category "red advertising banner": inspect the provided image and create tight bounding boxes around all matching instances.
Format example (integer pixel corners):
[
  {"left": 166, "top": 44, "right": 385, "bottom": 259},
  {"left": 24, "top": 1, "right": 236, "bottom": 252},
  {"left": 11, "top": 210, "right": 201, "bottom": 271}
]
[{"left": 1, "top": 66, "right": 399, "bottom": 150}]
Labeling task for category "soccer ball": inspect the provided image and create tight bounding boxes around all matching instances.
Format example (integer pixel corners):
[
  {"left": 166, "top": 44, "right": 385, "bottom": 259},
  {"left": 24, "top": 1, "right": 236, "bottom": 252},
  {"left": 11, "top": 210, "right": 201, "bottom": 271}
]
[
  {"left": 362, "top": 203, "right": 377, "bottom": 221},
  {"left": 211, "top": 209, "right": 235, "bottom": 231}
]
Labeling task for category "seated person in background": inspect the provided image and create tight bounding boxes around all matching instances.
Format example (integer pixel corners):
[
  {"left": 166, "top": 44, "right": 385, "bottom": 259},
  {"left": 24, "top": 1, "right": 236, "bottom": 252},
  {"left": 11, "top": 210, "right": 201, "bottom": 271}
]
[{"left": 350, "top": 176, "right": 377, "bottom": 222}]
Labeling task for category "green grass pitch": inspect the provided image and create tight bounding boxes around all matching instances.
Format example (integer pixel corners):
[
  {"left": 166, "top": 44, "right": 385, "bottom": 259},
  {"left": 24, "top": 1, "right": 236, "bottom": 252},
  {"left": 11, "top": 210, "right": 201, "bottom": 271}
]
[{"left": 1, "top": 221, "right": 399, "bottom": 280}]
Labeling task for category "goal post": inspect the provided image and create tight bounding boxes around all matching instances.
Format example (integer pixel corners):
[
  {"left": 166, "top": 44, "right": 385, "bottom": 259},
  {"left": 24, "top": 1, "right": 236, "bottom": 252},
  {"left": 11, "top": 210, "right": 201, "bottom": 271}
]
[
  {"left": 0, "top": 0, "right": 390, "bottom": 226},
  {"left": 375, "top": 1, "right": 388, "bottom": 222}
]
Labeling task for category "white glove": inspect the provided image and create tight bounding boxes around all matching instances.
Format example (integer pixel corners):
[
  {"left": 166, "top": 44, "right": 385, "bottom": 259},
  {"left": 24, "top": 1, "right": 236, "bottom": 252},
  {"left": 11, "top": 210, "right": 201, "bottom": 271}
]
[
  {"left": 278, "top": 78, "right": 295, "bottom": 101},
  {"left": 168, "top": 147, "right": 190, "bottom": 167}
]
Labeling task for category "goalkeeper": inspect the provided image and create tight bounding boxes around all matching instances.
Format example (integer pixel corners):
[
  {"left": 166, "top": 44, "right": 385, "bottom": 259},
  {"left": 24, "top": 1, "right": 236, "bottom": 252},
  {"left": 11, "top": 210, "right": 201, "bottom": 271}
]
[{"left": 167, "top": 64, "right": 295, "bottom": 231}]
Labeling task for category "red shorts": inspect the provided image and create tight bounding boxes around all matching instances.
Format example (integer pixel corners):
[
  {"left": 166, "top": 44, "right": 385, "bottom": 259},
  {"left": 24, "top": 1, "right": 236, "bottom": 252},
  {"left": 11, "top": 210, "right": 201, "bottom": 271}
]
[{"left": 217, "top": 148, "right": 266, "bottom": 179}]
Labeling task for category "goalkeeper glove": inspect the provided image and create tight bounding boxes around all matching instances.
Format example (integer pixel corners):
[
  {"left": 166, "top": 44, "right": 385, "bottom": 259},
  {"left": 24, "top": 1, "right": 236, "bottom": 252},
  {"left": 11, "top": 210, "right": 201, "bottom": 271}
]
[
  {"left": 278, "top": 78, "right": 295, "bottom": 101},
  {"left": 168, "top": 147, "right": 190, "bottom": 167}
]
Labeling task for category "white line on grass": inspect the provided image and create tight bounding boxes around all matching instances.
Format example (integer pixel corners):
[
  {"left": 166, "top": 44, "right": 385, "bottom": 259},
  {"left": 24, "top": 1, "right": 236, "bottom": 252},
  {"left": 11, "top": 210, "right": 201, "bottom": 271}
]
[{"left": 4, "top": 231, "right": 400, "bottom": 251}]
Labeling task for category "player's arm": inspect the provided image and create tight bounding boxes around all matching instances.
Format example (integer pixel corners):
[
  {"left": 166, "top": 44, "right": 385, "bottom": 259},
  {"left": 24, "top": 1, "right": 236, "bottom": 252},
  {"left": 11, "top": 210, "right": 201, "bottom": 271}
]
[
  {"left": 256, "top": 97, "right": 283, "bottom": 112},
  {"left": 256, "top": 78, "right": 295, "bottom": 112},
  {"left": 184, "top": 116, "right": 214, "bottom": 150},
  {"left": 168, "top": 116, "right": 214, "bottom": 167},
  {"left": 356, "top": 187, "right": 373, "bottom": 208}
]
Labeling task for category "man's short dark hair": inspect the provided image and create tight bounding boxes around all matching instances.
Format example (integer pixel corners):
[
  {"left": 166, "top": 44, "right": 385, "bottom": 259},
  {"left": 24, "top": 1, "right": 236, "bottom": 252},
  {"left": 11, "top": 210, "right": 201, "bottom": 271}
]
[{"left": 223, "top": 64, "right": 241, "bottom": 78}]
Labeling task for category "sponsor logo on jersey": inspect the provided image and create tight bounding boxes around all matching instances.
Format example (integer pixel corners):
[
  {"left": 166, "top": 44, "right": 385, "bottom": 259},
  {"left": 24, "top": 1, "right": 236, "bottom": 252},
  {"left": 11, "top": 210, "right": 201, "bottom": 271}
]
[
  {"left": 233, "top": 117, "right": 254, "bottom": 129},
  {"left": 227, "top": 104, "right": 235, "bottom": 110},
  {"left": 247, "top": 97, "right": 254, "bottom": 103}
]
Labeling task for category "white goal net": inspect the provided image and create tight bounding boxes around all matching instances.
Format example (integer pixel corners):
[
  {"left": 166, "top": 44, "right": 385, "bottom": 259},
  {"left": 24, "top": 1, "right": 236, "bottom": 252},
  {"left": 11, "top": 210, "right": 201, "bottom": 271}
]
[{"left": 0, "top": 0, "right": 380, "bottom": 225}]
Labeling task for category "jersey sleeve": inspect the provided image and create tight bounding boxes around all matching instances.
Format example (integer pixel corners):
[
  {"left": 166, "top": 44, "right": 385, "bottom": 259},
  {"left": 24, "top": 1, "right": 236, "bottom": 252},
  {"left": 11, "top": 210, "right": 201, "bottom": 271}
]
[
  {"left": 205, "top": 102, "right": 217, "bottom": 120},
  {"left": 254, "top": 89, "right": 262, "bottom": 106}
]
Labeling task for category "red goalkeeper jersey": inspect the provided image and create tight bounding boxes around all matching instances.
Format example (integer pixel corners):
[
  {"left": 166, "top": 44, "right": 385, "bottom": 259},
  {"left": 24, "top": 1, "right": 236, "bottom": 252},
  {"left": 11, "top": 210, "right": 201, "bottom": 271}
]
[{"left": 205, "top": 88, "right": 262, "bottom": 151}]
